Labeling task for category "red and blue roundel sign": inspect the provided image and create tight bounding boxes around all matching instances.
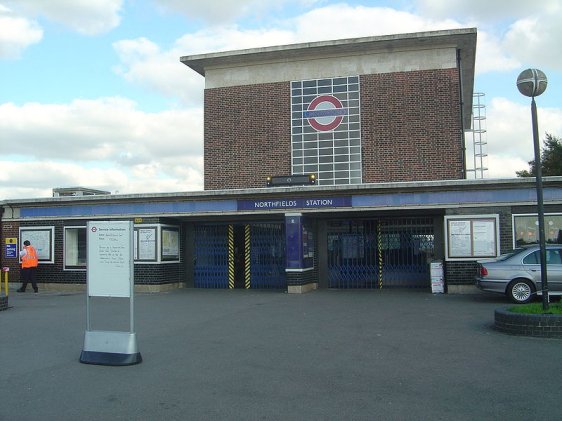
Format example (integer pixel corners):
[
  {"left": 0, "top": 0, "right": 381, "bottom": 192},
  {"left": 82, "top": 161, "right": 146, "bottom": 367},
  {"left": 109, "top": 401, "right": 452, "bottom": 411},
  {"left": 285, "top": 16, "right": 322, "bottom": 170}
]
[{"left": 304, "top": 95, "right": 348, "bottom": 132}]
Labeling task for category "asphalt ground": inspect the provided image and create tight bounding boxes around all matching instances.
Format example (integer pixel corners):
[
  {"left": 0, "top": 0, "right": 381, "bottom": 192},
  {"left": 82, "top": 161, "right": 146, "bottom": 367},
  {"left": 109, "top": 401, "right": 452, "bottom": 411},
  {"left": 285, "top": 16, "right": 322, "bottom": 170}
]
[{"left": 1, "top": 287, "right": 561, "bottom": 421}]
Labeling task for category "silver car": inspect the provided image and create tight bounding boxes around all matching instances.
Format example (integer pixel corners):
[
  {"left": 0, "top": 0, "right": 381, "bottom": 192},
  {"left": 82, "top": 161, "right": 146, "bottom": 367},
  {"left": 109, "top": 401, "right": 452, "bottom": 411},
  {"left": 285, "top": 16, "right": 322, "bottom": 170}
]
[{"left": 476, "top": 245, "right": 562, "bottom": 303}]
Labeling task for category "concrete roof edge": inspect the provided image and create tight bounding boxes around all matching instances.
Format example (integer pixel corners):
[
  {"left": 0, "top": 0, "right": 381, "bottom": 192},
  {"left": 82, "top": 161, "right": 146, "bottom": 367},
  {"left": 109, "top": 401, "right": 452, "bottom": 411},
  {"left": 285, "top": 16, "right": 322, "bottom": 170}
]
[
  {"left": 180, "top": 28, "right": 477, "bottom": 76},
  {"left": 3, "top": 176, "right": 562, "bottom": 207}
]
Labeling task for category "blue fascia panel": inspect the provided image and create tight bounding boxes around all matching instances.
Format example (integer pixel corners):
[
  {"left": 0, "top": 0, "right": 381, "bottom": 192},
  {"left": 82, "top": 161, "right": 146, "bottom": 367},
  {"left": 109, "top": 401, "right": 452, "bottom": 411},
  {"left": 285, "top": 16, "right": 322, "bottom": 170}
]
[
  {"left": 352, "top": 187, "right": 562, "bottom": 208},
  {"left": 20, "top": 200, "right": 237, "bottom": 218},
  {"left": 18, "top": 186, "right": 562, "bottom": 219}
]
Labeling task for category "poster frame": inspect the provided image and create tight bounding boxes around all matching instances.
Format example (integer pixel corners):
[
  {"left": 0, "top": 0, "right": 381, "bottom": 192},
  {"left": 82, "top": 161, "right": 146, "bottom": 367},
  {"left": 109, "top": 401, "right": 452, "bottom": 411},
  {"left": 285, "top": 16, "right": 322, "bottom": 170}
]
[
  {"left": 133, "top": 224, "right": 181, "bottom": 264},
  {"left": 444, "top": 215, "right": 500, "bottom": 261},
  {"left": 512, "top": 213, "right": 562, "bottom": 248},
  {"left": 19, "top": 226, "right": 55, "bottom": 263}
]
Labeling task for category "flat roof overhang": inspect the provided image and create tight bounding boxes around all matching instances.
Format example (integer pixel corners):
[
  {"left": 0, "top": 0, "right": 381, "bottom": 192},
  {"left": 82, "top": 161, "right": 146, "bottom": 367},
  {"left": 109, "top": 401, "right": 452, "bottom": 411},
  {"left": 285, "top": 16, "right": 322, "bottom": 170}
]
[{"left": 4, "top": 177, "right": 562, "bottom": 221}]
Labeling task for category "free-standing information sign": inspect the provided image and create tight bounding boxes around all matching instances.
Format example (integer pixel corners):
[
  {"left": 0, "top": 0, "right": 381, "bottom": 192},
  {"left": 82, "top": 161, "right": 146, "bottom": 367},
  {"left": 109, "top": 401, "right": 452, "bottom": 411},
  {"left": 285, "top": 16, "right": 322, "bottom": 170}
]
[
  {"left": 87, "top": 222, "right": 132, "bottom": 297},
  {"left": 430, "top": 261, "right": 444, "bottom": 294},
  {"left": 80, "top": 221, "right": 142, "bottom": 366}
]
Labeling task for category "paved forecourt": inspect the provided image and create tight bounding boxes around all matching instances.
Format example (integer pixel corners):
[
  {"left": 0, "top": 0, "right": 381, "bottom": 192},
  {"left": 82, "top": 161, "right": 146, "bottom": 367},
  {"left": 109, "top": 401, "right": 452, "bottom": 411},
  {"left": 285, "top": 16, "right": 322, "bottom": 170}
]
[{"left": 1, "top": 288, "right": 561, "bottom": 420}]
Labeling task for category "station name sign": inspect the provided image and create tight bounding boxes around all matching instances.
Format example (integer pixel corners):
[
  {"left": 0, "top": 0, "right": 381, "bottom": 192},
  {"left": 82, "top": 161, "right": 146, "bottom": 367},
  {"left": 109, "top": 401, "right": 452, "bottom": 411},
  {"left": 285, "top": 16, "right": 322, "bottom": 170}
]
[{"left": 238, "top": 196, "right": 351, "bottom": 211}]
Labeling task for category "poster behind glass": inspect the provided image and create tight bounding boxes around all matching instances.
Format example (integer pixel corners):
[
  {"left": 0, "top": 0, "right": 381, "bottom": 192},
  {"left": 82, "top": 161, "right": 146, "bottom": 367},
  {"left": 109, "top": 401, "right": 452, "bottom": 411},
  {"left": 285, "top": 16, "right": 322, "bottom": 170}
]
[{"left": 514, "top": 214, "right": 562, "bottom": 246}]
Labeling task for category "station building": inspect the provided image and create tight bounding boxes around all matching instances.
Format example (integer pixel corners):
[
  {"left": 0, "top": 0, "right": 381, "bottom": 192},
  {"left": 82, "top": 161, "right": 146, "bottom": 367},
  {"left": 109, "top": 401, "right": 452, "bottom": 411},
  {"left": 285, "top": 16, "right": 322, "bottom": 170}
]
[{"left": 2, "top": 28, "right": 562, "bottom": 295}]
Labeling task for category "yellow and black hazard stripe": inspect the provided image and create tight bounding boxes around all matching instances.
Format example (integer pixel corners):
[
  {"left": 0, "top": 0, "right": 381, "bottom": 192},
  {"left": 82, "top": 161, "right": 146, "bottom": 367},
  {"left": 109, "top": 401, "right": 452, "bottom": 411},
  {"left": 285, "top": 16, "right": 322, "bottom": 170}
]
[
  {"left": 378, "top": 221, "right": 383, "bottom": 289},
  {"left": 244, "top": 225, "right": 251, "bottom": 289},
  {"left": 228, "top": 225, "right": 235, "bottom": 289}
]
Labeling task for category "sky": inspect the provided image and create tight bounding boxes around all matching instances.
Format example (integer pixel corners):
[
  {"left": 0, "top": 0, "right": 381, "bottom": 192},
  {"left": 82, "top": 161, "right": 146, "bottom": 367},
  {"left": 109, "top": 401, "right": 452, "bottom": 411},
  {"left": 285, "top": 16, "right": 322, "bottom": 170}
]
[{"left": 0, "top": 0, "right": 561, "bottom": 200}]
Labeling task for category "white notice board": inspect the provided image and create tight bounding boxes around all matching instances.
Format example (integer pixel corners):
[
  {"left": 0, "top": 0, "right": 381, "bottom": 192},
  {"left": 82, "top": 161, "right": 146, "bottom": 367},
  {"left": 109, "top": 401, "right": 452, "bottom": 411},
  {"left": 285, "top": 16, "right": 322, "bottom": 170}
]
[
  {"left": 444, "top": 215, "right": 499, "bottom": 261},
  {"left": 87, "top": 221, "right": 133, "bottom": 297},
  {"left": 20, "top": 227, "right": 54, "bottom": 262}
]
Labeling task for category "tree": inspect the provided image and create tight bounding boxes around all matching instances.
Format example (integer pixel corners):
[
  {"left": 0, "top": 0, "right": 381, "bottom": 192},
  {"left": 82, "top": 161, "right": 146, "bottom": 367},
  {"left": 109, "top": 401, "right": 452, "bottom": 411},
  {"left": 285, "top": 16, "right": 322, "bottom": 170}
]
[{"left": 516, "top": 133, "right": 562, "bottom": 177}]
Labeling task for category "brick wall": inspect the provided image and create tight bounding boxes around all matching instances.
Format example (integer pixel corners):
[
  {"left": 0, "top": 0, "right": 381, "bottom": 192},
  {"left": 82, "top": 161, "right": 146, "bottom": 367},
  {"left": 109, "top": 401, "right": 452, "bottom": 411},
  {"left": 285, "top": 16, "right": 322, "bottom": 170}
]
[
  {"left": 135, "top": 262, "right": 183, "bottom": 285},
  {"left": 1, "top": 219, "right": 184, "bottom": 287},
  {"left": 204, "top": 82, "right": 292, "bottom": 190},
  {"left": 203, "top": 68, "right": 464, "bottom": 190},
  {"left": 1, "top": 221, "right": 20, "bottom": 279},
  {"left": 361, "top": 69, "right": 464, "bottom": 182}
]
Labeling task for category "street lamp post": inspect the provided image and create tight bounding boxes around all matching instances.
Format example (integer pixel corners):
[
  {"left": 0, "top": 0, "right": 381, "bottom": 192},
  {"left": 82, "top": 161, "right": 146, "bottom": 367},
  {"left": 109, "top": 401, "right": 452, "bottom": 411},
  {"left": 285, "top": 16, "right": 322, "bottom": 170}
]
[{"left": 516, "top": 68, "right": 549, "bottom": 310}]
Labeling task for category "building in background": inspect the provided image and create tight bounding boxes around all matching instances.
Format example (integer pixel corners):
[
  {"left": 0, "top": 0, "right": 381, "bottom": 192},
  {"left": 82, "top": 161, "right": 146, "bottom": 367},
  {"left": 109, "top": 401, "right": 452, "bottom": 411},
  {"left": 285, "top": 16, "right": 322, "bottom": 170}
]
[
  {"left": 183, "top": 29, "right": 475, "bottom": 189},
  {"left": 2, "top": 28, "right": 562, "bottom": 295}
]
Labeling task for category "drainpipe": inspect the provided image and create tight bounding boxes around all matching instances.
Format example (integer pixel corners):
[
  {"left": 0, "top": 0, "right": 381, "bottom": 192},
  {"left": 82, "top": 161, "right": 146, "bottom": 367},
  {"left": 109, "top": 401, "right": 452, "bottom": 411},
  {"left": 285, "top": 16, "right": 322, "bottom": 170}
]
[{"left": 457, "top": 49, "right": 467, "bottom": 179}]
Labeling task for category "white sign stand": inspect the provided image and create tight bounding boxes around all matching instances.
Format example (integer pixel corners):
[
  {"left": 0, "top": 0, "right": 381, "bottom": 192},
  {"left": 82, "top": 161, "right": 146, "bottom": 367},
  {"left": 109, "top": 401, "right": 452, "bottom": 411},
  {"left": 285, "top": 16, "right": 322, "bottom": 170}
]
[
  {"left": 80, "top": 221, "right": 142, "bottom": 366},
  {"left": 430, "top": 260, "right": 445, "bottom": 294}
]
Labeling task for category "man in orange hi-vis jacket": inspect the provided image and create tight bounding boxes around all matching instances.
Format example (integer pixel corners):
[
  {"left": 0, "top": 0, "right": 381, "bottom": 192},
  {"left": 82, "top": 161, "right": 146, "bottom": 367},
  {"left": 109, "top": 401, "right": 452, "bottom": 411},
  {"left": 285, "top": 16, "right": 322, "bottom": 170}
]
[{"left": 17, "top": 240, "right": 39, "bottom": 293}]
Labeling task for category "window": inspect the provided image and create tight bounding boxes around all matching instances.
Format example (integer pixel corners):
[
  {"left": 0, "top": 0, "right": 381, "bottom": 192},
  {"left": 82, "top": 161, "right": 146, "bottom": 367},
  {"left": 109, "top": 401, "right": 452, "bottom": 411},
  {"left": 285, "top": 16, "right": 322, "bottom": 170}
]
[
  {"left": 523, "top": 249, "right": 562, "bottom": 265},
  {"left": 65, "top": 227, "right": 87, "bottom": 269},
  {"left": 135, "top": 227, "right": 157, "bottom": 261},
  {"left": 290, "top": 76, "right": 362, "bottom": 186},
  {"left": 63, "top": 223, "right": 181, "bottom": 269},
  {"left": 523, "top": 251, "right": 539, "bottom": 265},
  {"left": 134, "top": 224, "right": 181, "bottom": 263},
  {"left": 513, "top": 214, "right": 562, "bottom": 247},
  {"left": 161, "top": 227, "right": 179, "bottom": 261},
  {"left": 550, "top": 250, "right": 562, "bottom": 264}
]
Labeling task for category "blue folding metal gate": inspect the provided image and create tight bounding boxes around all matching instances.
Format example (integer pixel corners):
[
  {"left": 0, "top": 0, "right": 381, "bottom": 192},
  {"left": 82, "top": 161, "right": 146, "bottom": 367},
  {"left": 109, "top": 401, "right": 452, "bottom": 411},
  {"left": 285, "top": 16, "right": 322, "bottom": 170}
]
[
  {"left": 250, "top": 223, "right": 286, "bottom": 289},
  {"left": 193, "top": 225, "right": 229, "bottom": 288},
  {"left": 193, "top": 223, "right": 286, "bottom": 289},
  {"left": 327, "top": 218, "right": 434, "bottom": 288}
]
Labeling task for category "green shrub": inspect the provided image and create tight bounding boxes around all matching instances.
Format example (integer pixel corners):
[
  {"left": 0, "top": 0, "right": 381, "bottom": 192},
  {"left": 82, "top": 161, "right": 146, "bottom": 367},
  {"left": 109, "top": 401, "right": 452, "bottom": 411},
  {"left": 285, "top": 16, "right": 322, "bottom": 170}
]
[{"left": 510, "top": 302, "right": 562, "bottom": 315}]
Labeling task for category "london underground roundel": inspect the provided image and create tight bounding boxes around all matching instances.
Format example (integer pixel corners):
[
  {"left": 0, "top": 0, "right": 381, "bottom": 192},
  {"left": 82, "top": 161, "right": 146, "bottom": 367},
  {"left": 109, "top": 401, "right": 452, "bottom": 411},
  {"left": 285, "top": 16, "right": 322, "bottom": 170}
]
[{"left": 304, "top": 95, "right": 348, "bottom": 132}]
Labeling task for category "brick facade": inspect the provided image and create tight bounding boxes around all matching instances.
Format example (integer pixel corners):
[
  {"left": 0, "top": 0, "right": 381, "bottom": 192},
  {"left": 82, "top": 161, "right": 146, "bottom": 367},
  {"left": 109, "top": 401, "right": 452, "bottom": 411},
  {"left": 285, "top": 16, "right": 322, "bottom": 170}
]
[
  {"left": 0, "top": 219, "right": 184, "bottom": 289},
  {"left": 1, "top": 220, "right": 22, "bottom": 282},
  {"left": 204, "top": 82, "right": 292, "bottom": 190},
  {"left": 361, "top": 69, "right": 463, "bottom": 182},
  {"left": 203, "top": 69, "right": 463, "bottom": 190}
]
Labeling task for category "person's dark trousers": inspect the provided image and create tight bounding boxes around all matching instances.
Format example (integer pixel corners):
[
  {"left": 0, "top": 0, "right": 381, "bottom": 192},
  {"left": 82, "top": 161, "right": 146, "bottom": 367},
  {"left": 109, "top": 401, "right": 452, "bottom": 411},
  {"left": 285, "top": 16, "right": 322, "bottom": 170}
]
[{"left": 18, "top": 267, "right": 38, "bottom": 292}]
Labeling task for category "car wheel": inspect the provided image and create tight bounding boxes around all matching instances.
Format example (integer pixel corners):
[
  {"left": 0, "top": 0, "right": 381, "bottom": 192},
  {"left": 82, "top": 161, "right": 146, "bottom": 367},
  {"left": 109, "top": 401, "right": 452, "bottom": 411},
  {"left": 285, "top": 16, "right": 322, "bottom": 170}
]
[{"left": 507, "top": 279, "right": 535, "bottom": 304}]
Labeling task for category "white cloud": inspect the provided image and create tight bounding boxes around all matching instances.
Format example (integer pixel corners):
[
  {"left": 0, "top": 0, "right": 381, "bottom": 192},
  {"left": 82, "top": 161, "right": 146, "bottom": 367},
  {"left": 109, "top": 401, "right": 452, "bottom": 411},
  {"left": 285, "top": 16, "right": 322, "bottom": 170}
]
[
  {"left": 111, "top": 4, "right": 545, "bottom": 102},
  {"left": 154, "top": 0, "right": 258, "bottom": 23},
  {"left": 416, "top": 0, "right": 561, "bottom": 21},
  {"left": 484, "top": 155, "right": 529, "bottom": 179},
  {"left": 114, "top": 4, "right": 470, "bottom": 104},
  {"left": 174, "top": 26, "right": 295, "bottom": 54},
  {"left": 292, "top": 4, "right": 462, "bottom": 41},
  {"left": 153, "top": 0, "right": 320, "bottom": 24},
  {"left": 113, "top": 25, "right": 300, "bottom": 106},
  {"left": 503, "top": 12, "right": 562, "bottom": 71},
  {"left": 113, "top": 37, "right": 206, "bottom": 106},
  {"left": 416, "top": 0, "right": 562, "bottom": 72},
  {"left": 3, "top": 0, "right": 123, "bottom": 35},
  {"left": 481, "top": 97, "right": 562, "bottom": 178},
  {"left": 0, "top": 160, "right": 125, "bottom": 198},
  {"left": 2, "top": 1, "right": 561, "bottom": 200},
  {"left": 0, "top": 98, "right": 203, "bottom": 198},
  {"left": 110, "top": 3, "right": 562, "bottom": 184},
  {"left": 473, "top": 31, "right": 519, "bottom": 74},
  {"left": 0, "top": 158, "right": 204, "bottom": 199},
  {"left": 0, "top": 5, "right": 42, "bottom": 59}
]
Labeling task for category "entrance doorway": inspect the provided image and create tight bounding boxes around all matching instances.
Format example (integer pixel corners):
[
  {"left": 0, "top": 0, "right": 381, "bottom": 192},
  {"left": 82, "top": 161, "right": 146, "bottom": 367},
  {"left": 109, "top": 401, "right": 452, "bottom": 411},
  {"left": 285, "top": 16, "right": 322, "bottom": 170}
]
[
  {"left": 327, "top": 217, "right": 434, "bottom": 288},
  {"left": 193, "top": 223, "right": 286, "bottom": 289}
]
